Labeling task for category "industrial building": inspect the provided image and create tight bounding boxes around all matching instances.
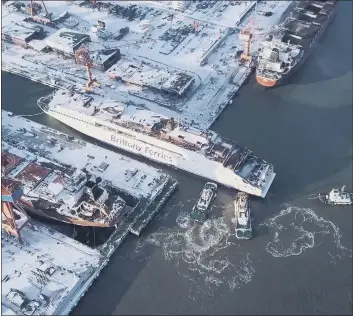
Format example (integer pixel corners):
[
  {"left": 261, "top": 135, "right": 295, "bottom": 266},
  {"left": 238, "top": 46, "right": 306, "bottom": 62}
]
[
  {"left": 2, "top": 20, "right": 45, "bottom": 47},
  {"left": 45, "top": 28, "right": 91, "bottom": 56},
  {"left": 107, "top": 59, "right": 195, "bottom": 96}
]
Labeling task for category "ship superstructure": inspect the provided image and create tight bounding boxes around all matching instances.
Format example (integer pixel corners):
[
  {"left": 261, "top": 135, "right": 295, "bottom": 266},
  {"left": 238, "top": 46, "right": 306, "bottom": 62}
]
[
  {"left": 256, "top": 0, "right": 337, "bottom": 87},
  {"left": 234, "top": 192, "right": 252, "bottom": 240},
  {"left": 39, "top": 89, "right": 276, "bottom": 197},
  {"left": 2, "top": 110, "right": 173, "bottom": 228}
]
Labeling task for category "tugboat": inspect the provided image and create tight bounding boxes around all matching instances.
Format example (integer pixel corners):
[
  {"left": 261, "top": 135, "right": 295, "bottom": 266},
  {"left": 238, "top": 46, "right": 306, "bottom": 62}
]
[
  {"left": 190, "top": 182, "right": 217, "bottom": 222},
  {"left": 234, "top": 192, "right": 252, "bottom": 240},
  {"left": 319, "top": 186, "right": 353, "bottom": 206}
]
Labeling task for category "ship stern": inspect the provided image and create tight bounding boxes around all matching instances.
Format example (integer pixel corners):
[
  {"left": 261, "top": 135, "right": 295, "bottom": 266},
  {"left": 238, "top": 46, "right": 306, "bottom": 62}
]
[{"left": 260, "top": 171, "right": 276, "bottom": 198}]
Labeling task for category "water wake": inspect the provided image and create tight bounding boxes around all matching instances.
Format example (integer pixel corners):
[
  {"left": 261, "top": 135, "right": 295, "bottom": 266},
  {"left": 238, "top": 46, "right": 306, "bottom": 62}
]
[
  {"left": 260, "top": 205, "right": 352, "bottom": 261},
  {"left": 135, "top": 204, "right": 255, "bottom": 296}
]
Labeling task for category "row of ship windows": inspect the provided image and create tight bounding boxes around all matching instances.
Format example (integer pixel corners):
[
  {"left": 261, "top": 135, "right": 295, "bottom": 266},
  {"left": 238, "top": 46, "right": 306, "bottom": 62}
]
[
  {"left": 52, "top": 110, "right": 94, "bottom": 125},
  {"left": 53, "top": 110, "right": 137, "bottom": 139}
]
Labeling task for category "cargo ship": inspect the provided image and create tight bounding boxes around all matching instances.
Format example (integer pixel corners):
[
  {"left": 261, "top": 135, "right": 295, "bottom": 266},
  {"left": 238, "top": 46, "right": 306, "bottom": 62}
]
[
  {"left": 256, "top": 0, "right": 337, "bottom": 87},
  {"left": 38, "top": 89, "right": 276, "bottom": 197},
  {"left": 2, "top": 110, "right": 174, "bottom": 228}
]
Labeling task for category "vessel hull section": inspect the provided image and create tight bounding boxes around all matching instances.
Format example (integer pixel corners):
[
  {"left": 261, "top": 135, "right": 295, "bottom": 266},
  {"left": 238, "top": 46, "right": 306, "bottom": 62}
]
[
  {"left": 256, "top": 1, "right": 336, "bottom": 87},
  {"left": 47, "top": 110, "right": 275, "bottom": 197}
]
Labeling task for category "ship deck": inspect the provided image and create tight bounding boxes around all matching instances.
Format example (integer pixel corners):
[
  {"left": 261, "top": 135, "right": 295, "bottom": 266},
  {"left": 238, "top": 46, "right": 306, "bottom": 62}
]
[
  {"left": 44, "top": 89, "right": 273, "bottom": 187},
  {"left": 2, "top": 221, "right": 102, "bottom": 316},
  {"left": 2, "top": 0, "right": 292, "bottom": 129},
  {"left": 2, "top": 111, "right": 170, "bottom": 200}
]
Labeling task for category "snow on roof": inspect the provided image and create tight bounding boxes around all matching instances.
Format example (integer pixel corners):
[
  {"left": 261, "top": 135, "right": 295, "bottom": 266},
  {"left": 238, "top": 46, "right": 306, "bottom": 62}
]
[
  {"left": 2, "top": 20, "right": 43, "bottom": 42},
  {"left": 89, "top": 48, "right": 118, "bottom": 66},
  {"left": 27, "top": 39, "right": 48, "bottom": 52},
  {"left": 107, "top": 58, "right": 194, "bottom": 95},
  {"left": 2, "top": 110, "right": 170, "bottom": 199},
  {"left": 45, "top": 28, "right": 90, "bottom": 55},
  {"left": 2, "top": 222, "right": 101, "bottom": 316}
]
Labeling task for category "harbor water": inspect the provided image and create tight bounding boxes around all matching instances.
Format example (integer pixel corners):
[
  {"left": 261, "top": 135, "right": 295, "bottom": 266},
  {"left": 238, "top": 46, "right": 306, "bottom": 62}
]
[{"left": 2, "top": 1, "right": 352, "bottom": 314}]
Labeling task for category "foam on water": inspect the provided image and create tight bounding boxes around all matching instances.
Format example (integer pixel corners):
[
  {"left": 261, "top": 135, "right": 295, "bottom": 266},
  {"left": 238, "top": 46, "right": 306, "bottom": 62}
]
[
  {"left": 135, "top": 202, "right": 255, "bottom": 296},
  {"left": 260, "top": 205, "right": 352, "bottom": 261}
]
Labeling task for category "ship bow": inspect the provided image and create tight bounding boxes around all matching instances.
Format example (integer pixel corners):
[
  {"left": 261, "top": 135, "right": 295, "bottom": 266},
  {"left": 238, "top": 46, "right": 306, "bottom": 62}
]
[{"left": 256, "top": 75, "right": 277, "bottom": 87}]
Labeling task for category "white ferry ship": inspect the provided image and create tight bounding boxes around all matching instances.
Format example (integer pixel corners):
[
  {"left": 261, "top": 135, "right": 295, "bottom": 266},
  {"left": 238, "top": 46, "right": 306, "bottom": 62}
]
[{"left": 39, "top": 90, "right": 276, "bottom": 197}]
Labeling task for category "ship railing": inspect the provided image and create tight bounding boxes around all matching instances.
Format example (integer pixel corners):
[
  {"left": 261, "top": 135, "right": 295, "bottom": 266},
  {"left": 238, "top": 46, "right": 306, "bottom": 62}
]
[{"left": 37, "top": 93, "right": 55, "bottom": 112}]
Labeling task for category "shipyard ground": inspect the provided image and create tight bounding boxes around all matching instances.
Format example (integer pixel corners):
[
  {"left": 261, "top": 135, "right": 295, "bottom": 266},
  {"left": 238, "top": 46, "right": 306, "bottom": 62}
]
[
  {"left": 2, "top": 221, "right": 102, "bottom": 316},
  {"left": 2, "top": 0, "right": 292, "bottom": 129},
  {"left": 2, "top": 113, "right": 178, "bottom": 315},
  {"left": 2, "top": 1, "right": 352, "bottom": 314}
]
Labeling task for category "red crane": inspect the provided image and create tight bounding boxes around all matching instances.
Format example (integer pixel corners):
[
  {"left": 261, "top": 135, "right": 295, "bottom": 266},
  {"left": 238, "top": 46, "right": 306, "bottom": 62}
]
[
  {"left": 75, "top": 45, "right": 101, "bottom": 92},
  {"left": 1, "top": 179, "right": 27, "bottom": 242},
  {"left": 27, "top": 0, "right": 56, "bottom": 27}
]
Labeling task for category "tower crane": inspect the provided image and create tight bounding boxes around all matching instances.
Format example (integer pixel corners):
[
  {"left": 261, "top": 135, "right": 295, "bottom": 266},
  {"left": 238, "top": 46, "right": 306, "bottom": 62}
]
[
  {"left": 75, "top": 39, "right": 153, "bottom": 91},
  {"left": 238, "top": 1, "right": 272, "bottom": 63}
]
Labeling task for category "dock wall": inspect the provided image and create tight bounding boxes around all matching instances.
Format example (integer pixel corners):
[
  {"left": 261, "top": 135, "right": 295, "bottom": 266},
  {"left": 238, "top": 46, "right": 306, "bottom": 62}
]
[
  {"left": 53, "top": 175, "right": 177, "bottom": 315},
  {"left": 198, "top": 1, "right": 257, "bottom": 66}
]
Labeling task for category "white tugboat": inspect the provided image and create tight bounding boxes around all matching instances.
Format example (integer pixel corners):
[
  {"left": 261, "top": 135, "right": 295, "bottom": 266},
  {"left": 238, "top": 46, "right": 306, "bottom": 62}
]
[
  {"left": 190, "top": 182, "right": 217, "bottom": 222},
  {"left": 319, "top": 186, "right": 353, "bottom": 206},
  {"left": 234, "top": 192, "right": 252, "bottom": 240}
]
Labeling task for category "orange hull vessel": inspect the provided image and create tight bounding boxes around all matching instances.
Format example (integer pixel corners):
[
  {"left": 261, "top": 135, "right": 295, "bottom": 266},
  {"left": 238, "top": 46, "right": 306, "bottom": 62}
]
[{"left": 256, "top": 76, "right": 277, "bottom": 88}]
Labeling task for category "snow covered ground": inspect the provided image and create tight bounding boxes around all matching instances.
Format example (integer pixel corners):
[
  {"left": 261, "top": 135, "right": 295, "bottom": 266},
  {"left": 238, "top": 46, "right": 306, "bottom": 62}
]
[
  {"left": 2, "top": 1, "right": 293, "bottom": 129},
  {"left": 2, "top": 221, "right": 102, "bottom": 316},
  {"left": 2, "top": 111, "right": 171, "bottom": 199},
  {"left": 2, "top": 110, "right": 178, "bottom": 315}
]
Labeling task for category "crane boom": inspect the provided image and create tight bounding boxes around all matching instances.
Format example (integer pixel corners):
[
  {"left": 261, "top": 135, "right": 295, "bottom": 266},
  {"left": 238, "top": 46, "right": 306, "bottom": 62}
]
[{"left": 75, "top": 45, "right": 100, "bottom": 92}]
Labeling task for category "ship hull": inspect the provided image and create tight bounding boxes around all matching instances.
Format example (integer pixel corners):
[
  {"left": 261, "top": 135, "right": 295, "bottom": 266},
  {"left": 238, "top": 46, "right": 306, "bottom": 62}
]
[
  {"left": 19, "top": 199, "right": 115, "bottom": 228},
  {"left": 256, "top": 2, "right": 336, "bottom": 88},
  {"left": 255, "top": 76, "right": 278, "bottom": 87},
  {"left": 44, "top": 109, "right": 275, "bottom": 198}
]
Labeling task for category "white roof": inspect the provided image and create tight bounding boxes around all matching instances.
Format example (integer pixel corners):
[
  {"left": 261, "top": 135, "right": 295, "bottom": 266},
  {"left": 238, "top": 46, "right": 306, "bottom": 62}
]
[
  {"left": 2, "top": 20, "right": 41, "bottom": 41},
  {"left": 45, "top": 28, "right": 90, "bottom": 55}
]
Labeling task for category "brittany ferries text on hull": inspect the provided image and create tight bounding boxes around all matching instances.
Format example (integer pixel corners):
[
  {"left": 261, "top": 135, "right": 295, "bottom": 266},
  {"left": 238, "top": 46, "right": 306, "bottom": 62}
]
[{"left": 38, "top": 89, "right": 276, "bottom": 198}]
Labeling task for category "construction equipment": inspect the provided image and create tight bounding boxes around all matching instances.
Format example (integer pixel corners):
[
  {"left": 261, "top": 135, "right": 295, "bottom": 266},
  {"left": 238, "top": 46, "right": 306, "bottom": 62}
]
[
  {"left": 1, "top": 178, "right": 28, "bottom": 242},
  {"left": 26, "top": 0, "right": 57, "bottom": 27},
  {"left": 319, "top": 186, "right": 353, "bottom": 206},
  {"left": 239, "top": 29, "right": 252, "bottom": 62},
  {"left": 239, "top": 15, "right": 255, "bottom": 62},
  {"left": 75, "top": 45, "right": 101, "bottom": 92}
]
